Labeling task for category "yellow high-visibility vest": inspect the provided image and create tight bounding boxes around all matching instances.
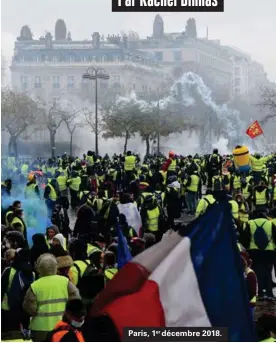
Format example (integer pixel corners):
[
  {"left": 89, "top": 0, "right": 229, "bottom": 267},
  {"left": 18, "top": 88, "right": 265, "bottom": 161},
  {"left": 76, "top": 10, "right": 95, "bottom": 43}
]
[
  {"left": 233, "top": 175, "right": 241, "bottom": 190},
  {"left": 57, "top": 175, "right": 67, "bottom": 192},
  {"left": 146, "top": 207, "right": 160, "bottom": 232},
  {"left": 238, "top": 203, "right": 249, "bottom": 223},
  {"left": 67, "top": 177, "right": 81, "bottom": 192},
  {"left": 241, "top": 184, "right": 250, "bottom": 200},
  {"left": 47, "top": 183, "right": 57, "bottom": 201},
  {"left": 104, "top": 268, "right": 118, "bottom": 281},
  {"left": 229, "top": 200, "right": 239, "bottom": 219},
  {"left": 29, "top": 275, "right": 69, "bottom": 331},
  {"left": 70, "top": 259, "right": 90, "bottom": 286},
  {"left": 255, "top": 189, "right": 267, "bottom": 205},
  {"left": 167, "top": 159, "right": 176, "bottom": 171},
  {"left": 248, "top": 219, "right": 274, "bottom": 251},
  {"left": 25, "top": 183, "right": 37, "bottom": 199},
  {"left": 186, "top": 174, "right": 200, "bottom": 192},
  {"left": 1, "top": 268, "right": 17, "bottom": 310},
  {"left": 124, "top": 156, "right": 136, "bottom": 171},
  {"left": 195, "top": 195, "right": 216, "bottom": 217}
]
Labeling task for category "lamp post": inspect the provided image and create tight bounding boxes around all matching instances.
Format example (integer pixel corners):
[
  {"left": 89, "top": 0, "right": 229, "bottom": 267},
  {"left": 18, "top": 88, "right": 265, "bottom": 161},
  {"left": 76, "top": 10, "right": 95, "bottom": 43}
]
[{"left": 82, "top": 67, "right": 109, "bottom": 155}]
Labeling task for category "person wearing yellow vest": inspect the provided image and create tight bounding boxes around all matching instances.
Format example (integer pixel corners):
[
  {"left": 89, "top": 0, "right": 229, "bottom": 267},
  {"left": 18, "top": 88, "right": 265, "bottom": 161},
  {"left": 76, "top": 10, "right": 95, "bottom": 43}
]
[
  {"left": 56, "top": 171, "right": 68, "bottom": 196},
  {"left": 1, "top": 178, "right": 12, "bottom": 197},
  {"left": 104, "top": 251, "right": 118, "bottom": 283},
  {"left": 256, "top": 313, "right": 276, "bottom": 342},
  {"left": 5, "top": 200, "right": 22, "bottom": 228},
  {"left": 123, "top": 151, "right": 136, "bottom": 191},
  {"left": 68, "top": 239, "right": 91, "bottom": 286},
  {"left": 162, "top": 151, "right": 177, "bottom": 183},
  {"left": 47, "top": 299, "right": 86, "bottom": 342},
  {"left": 253, "top": 181, "right": 269, "bottom": 213},
  {"left": 241, "top": 178, "right": 253, "bottom": 211},
  {"left": 21, "top": 162, "right": 29, "bottom": 178},
  {"left": 1, "top": 249, "right": 35, "bottom": 335},
  {"left": 271, "top": 182, "right": 276, "bottom": 208},
  {"left": 240, "top": 215, "right": 276, "bottom": 301},
  {"left": 184, "top": 171, "right": 202, "bottom": 215},
  {"left": 230, "top": 172, "right": 241, "bottom": 197},
  {"left": 10, "top": 208, "right": 27, "bottom": 241},
  {"left": 25, "top": 174, "right": 40, "bottom": 199},
  {"left": 235, "top": 193, "right": 250, "bottom": 225},
  {"left": 250, "top": 153, "right": 273, "bottom": 185},
  {"left": 86, "top": 151, "right": 94, "bottom": 166},
  {"left": 67, "top": 172, "right": 81, "bottom": 210},
  {"left": 44, "top": 178, "right": 58, "bottom": 217},
  {"left": 195, "top": 190, "right": 216, "bottom": 217},
  {"left": 23, "top": 253, "right": 80, "bottom": 342}
]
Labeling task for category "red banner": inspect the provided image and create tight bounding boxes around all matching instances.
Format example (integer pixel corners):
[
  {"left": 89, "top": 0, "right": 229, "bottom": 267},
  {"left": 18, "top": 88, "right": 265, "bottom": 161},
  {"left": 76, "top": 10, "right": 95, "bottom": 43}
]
[{"left": 246, "top": 120, "right": 263, "bottom": 139}]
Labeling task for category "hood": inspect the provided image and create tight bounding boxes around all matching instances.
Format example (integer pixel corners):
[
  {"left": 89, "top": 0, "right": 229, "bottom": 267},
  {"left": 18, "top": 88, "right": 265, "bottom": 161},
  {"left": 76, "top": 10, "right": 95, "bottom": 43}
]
[
  {"left": 36, "top": 253, "right": 57, "bottom": 276},
  {"left": 53, "top": 233, "right": 65, "bottom": 247},
  {"left": 46, "top": 225, "right": 59, "bottom": 236},
  {"left": 255, "top": 185, "right": 267, "bottom": 192},
  {"left": 235, "top": 193, "right": 245, "bottom": 203},
  {"left": 168, "top": 181, "right": 181, "bottom": 189},
  {"left": 57, "top": 255, "right": 73, "bottom": 269}
]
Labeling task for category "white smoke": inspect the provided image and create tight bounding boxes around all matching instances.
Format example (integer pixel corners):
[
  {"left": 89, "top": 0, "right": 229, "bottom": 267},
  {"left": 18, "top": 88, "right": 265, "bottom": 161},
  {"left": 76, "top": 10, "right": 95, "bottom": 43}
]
[{"left": 114, "top": 71, "right": 245, "bottom": 152}]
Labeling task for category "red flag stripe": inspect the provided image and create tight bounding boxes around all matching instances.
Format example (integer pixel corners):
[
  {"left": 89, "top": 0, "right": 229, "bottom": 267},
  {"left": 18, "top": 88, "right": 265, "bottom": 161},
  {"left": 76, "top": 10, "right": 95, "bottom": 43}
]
[
  {"left": 102, "top": 279, "right": 166, "bottom": 338},
  {"left": 90, "top": 262, "right": 150, "bottom": 316}
]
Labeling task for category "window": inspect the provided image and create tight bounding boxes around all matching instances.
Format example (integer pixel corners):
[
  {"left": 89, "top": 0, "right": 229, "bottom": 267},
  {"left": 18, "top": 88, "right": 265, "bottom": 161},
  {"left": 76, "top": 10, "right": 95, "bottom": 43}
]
[
  {"left": 113, "top": 75, "right": 120, "bottom": 82},
  {"left": 235, "top": 78, "right": 241, "bottom": 87},
  {"left": 20, "top": 76, "right": 28, "bottom": 90},
  {"left": 67, "top": 76, "right": 74, "bottom": 88},
  {"left": 34, "top": 76, "right": 41, "bottom": 88},
  {"left": 113, "top": 82, "right": 121, "bottom": 88},
  {"left": 154, "top": 51, "right": 163, "bottom": 62},
  {"left": 69, "top": 55, "right": 74, "bottom": 62},
  {"left": 53, "top": 76, "right": 60, "bottom": 89},
  {"left": 52, "top": 56, "right": 58, "bottom": 62},
  {"left": 173, "top": 51, "right": 182, "bottom": 61},
  {"left": 100, "top": 82, "right": 107, "bottom": 89}
]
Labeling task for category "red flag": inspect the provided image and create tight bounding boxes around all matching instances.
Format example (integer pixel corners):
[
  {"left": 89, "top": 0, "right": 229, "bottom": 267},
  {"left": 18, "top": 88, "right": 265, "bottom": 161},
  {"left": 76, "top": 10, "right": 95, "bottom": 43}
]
[{"left": 246, "top": 120, "right": 263, "bottom": 139}]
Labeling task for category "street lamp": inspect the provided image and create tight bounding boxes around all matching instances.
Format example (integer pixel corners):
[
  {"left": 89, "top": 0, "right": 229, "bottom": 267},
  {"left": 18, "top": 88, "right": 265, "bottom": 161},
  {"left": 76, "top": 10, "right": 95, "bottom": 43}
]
[{"left": 82, "top": 67, "right": 110, "bottom": 155}]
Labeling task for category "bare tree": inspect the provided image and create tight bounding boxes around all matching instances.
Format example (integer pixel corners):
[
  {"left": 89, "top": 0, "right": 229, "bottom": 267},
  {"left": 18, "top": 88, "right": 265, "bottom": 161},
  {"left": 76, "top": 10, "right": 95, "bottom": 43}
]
[
  {"left": 1, "top": 88, "right": 39, "bottom": 156},
  {"left": 257, "top": 86, "right": 276, "bottom": 125},
  {"left": 37, "top": 99, "right": 64, "bottom": 158},
  {"left": 102, "top": 100, "right": 141, "bottom": 153},
  {"left": 61, "top": 109, "right": 84, "bottom": 156}
]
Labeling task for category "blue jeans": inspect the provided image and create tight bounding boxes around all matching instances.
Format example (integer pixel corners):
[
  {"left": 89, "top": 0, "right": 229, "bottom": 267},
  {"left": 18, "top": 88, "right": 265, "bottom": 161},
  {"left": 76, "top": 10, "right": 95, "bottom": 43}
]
[{"left": 185, "top": 192, "right": 197, "bottom": 213}]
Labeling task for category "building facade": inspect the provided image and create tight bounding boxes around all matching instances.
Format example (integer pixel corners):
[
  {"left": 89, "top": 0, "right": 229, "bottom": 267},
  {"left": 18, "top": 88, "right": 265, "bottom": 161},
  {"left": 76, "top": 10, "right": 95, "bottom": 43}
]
[
  {"left": 10, "top": 20, "right": 169, "bottom": 151},
  {"left": 136, "top": 15, "right": 233, "bottom": 101}
]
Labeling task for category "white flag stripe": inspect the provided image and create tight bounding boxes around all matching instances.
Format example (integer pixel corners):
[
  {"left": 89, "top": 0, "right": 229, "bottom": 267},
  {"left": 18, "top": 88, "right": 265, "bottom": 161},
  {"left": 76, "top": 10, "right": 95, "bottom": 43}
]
[
  {"left": 133, "top": 231, "right": 182, "bottom": 273},
  {"left": 149, "top": 237, "right": 211, "bottom": 327}
]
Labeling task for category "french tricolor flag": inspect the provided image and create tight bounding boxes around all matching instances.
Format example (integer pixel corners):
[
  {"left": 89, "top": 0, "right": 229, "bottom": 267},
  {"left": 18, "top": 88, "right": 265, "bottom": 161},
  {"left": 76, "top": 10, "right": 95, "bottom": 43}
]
[{"left": 90, "top": 200, "right": 256, "bottom": 342}]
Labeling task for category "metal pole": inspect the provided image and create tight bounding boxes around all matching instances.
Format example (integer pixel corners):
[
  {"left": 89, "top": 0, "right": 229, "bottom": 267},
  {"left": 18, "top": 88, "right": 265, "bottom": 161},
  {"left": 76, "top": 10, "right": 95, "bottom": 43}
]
[{"left": 95, "top": 72, "right": 98, "bottom": 155}]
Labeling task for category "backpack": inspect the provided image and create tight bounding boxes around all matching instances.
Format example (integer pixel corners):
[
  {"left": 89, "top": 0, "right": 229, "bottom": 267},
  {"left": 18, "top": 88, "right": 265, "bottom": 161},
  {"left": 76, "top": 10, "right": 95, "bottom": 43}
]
[
  {"left": 155, "top": 192, "right": 163, "bottom": 207},
  {"left": 210, "top": 155, "right": 219, "bottom": 171},
  {"left": 253, "top": 221, "right": 270, "bottom": 250},
  {"left": 74, "top": 261, "right": 104, "bottom": 299},
  {"left": 8, "top": 270, "right": 34, "bottom": 311},
  {"left": 213, "top": 177, "right": 222, "bottom": 191}
]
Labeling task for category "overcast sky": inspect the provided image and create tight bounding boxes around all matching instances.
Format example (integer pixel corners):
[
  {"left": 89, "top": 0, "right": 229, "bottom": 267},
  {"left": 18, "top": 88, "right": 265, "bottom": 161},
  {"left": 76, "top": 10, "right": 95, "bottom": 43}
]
[{"left": 1, "top": 0, "right": 276, "bottom": 81}]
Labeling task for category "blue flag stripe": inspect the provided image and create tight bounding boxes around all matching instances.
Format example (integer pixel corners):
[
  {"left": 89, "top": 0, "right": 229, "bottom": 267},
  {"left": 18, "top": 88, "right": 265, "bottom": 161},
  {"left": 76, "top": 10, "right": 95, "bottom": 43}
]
[
  {"left": 116, "top": 223, "right": 132, "bottom": 269},
  {"left": 187, "top": 200, "right": 256, "bottom": 342}
]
